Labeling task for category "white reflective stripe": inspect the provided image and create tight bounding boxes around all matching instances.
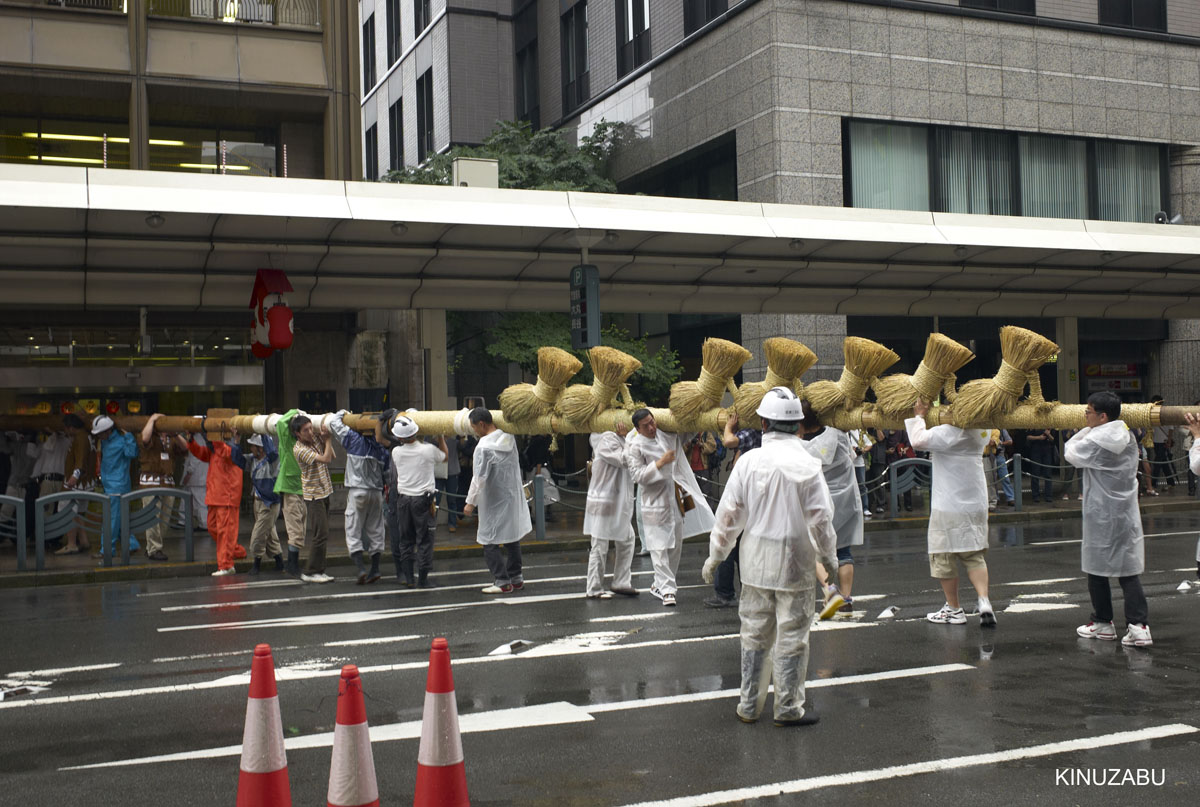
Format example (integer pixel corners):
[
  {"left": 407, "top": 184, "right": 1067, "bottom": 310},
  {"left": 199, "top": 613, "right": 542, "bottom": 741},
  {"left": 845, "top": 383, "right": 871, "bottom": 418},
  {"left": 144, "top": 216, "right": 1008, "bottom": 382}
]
[
  {"left": 327, "top": 722, "right": 378, "bottom": 807},
  {"left": 239, "top": 696, "right": 287, "bottom": 774},
  {"left": 416, "top": 691, "right": 463, "bottom": 767}
]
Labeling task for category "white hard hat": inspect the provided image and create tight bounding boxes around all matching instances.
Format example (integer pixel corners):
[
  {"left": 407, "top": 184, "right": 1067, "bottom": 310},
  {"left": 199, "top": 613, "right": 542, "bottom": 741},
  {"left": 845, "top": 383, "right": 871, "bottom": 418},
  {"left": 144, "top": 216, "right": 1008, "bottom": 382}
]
[
  {"left": 391, "top": 415, "right": 419, "bottom": 439},
  {"left": 90, "top": 415, "right": 115, "bottom": 435},
  {"left": 755, "top": 387, "right": 803, "bottom": 422},
  {"left": 247, "top": 434, "right": 264, "bottom": 447}
]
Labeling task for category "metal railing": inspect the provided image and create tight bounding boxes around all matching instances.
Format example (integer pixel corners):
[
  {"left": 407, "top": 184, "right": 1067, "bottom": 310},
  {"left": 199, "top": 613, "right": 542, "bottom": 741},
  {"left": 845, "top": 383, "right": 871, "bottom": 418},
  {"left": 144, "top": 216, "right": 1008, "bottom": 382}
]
[
  {"left": 0, "top": 494, "right": 28, "bottom": 572},
  {"left": 4, "top": 1, "right": 125, "bottom": 10},
  {"left": 119, "top": 489, "right": 195, "bottom": 564},
  {"left": 34, "top": 491, "right": 111, "bottom": 571},
  {"left": 147, "top": 0, "right": 320, "bottom": 28}
]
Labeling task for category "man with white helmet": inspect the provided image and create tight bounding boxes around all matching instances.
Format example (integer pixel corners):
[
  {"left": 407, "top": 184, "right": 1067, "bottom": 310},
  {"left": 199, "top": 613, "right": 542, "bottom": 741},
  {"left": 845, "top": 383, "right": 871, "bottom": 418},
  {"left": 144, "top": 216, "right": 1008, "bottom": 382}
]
[
  {"left": 906, "top": 400, "right": 996, "bottom": 628},
  {"left": 702, "top": 387, "right": 837, "bottom": 726},
  {"left": 625, "top": 407, "right": 715, "bottom": 607},
  {"left": 389, "top": 413, "right": 447, "bottom": 588},
  {"left": 583, "top": 420, "right": 639, "bottom": 599}
]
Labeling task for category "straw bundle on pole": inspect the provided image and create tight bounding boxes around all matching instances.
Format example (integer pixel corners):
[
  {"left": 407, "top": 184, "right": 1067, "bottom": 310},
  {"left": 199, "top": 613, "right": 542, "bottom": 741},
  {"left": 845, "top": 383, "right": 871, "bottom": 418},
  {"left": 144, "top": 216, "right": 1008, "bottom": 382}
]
[
  {"left": 732, "top": 338, "right": 818, "bottom": 427},
  {"left": 559, "top": 346, "right": 643, "bottom": 425},
  {"left": 950, "top": 326, "right": 1059, "bottom": 427},
  {"left": 497, "top": 346, "right": 583, "bottom": 423},
  {"left": 668, "top": 338, "right": 753, "bottom": 426},
  {"left": 805, "top": 337, "right": 900, "bottom": 414},
  {"left": 872, "top": 333, "right": 975, "bottom": 417}
]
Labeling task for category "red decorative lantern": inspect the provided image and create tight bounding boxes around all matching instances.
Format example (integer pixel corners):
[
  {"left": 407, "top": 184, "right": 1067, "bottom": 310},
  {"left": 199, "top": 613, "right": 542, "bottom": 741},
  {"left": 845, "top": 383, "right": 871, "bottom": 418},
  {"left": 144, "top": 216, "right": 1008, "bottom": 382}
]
[
  {"left": 249, "top": 269, "right": 294, "bottom": 359},
  {"left": 106, "top": 400, "right": 121, "bottom": 415}
]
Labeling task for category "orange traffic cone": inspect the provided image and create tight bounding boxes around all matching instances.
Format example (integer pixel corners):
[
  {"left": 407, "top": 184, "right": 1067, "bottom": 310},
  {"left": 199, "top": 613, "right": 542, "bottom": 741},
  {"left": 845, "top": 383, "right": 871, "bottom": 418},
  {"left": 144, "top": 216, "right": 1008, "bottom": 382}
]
[
  {"left": 237, "top": 644, "right": 292, "bottom": 807},
  {"left": 413, "top": 637, "right": 469, "bottom": 807},
  {"left": 327, "top": 665, "right": 379, "bottom": 807}
]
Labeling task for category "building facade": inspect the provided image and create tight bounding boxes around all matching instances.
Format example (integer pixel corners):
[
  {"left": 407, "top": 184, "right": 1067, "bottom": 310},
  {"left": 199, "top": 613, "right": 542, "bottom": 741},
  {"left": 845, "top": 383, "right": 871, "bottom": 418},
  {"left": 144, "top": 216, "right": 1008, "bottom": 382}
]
[{"left": 358, "top": 0, "right": 1200, "bottom": 405}]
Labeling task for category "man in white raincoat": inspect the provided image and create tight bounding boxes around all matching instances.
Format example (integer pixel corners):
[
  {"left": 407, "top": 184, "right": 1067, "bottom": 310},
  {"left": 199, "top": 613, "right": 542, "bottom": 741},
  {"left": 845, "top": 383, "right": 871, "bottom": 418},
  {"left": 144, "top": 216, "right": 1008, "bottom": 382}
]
[
  {"left": 1185, "top": 412, "right": 1200, "bottom": 583},
  {"left": 625, "top": 408, "right": 715, "bottom": 607},
  {"left": 702, "top": 387, "right": 838, "bottom": 726},
  {"left": 800, "top": 400, "right": 864, "bottom": 616},
  {"left": 906, "top": 400, "right": 996, "bottom": 627},
  {"left": 1067, "top": 391, "right": 1151, "bottom": 647},
  {"left": 583, "top": 421, "right": 639, "bottom": 599},
  {"left": 463, "top": 408, "right": 532, "bottom": 594}
]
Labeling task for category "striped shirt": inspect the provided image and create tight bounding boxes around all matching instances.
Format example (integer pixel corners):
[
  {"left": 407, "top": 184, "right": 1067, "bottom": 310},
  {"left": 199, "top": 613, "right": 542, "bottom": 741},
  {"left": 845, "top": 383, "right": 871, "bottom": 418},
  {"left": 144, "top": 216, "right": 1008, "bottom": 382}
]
[{"left": 294, "top": 440, "right": 333, "bottom": 501}]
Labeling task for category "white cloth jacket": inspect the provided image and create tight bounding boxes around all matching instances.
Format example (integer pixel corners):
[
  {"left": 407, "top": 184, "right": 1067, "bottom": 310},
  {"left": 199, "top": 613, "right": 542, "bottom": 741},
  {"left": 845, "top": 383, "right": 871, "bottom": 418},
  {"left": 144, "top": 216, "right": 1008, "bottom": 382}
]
[
  {"left": 1064, "top": 421, "right": 1144, "bottom": 577},
  {"left": 624, "top": 429, "right": 715, "bottom": 551},
  {"left": 905, "top": 417, "right": 991, "bottom": 554},
  {"left": 465, "top": 429, "right": 532, "bottom": 546},
  {"left": 709, "top": 431, "right": 838, "bottom": 591},
  {"left": 584, "top": 432, "right": 634, "bottom": 542},
  {"left": 800, "top": 428, "right": 864, "bottom": 549}
]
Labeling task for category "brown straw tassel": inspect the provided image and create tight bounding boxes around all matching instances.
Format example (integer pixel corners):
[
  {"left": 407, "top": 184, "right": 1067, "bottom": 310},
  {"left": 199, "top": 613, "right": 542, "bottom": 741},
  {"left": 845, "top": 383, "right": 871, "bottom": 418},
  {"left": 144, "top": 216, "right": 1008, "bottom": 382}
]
[
  {"left": 950, "top": 326, "right": 1059, "bottom": 427},
  {"left": 497, "top": 346, "right": 583, "bottom": 423},
  {"left": 559, "top": 346, "right": 643, "bottom": 425},
  {"left": 805, "top": 337, "right": 900, "bottom": 414},
  {"left": 872, "top": 333, "right": 975, "bottom": 417},
  {"left": 732, "top": 338, "right": 818, "bottom": 428},
  {"left": 668, "top": 338, "right": 753, "bottom": 426}
]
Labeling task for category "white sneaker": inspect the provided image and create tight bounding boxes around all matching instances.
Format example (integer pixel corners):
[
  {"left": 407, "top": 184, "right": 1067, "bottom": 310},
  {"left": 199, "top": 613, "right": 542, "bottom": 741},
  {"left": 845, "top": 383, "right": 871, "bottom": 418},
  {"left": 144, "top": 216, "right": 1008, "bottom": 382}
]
[
  {"left": 481, "top": 584, "right": 513, "bottom": 594},
  {"left": 1076, "top": 620, "right": 1117, "bottom": 641},
  {"left": 316, "top": 573, "right": 334, "bottom": 583},
  {"left": 863, "top": 511, "right": 873, "bottom": 520},
  {"left": 1121, "top": 623, "right": 1153, "bottom": 647},
  {"left": 300, "top": 573, "right": 319, "bottom": 583},
  {"left": 211, "top": 567, "right": 236, "bottom": 577},
  {"left": 662, "top": 592, "right": 676, "bottom": 607},
  {"left": 585, "top": 591, "right": 613, "bottom": 599},
  {"left": 927, "top": 603, "right": 967, "bottom": 624}
]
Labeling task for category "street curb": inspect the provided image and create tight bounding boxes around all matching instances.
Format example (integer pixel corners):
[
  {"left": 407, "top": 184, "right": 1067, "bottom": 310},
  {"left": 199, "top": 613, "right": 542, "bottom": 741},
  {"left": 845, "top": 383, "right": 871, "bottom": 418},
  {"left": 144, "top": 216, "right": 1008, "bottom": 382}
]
[{"left": 3, "top": 499, "right": 1196, "bottom": 590}]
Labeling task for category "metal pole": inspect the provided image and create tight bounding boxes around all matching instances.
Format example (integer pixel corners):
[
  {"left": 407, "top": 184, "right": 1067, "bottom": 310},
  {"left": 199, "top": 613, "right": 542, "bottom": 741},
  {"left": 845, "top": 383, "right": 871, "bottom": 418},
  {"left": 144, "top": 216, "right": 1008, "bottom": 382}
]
[
  {"left": 103, "top": 133, "right": 108, "bottom": 169},
  {"left": 533, "top": 473, "right": 545, "bottom": 540},
  {"left": 1013, "top": 454, "right": 1023, "bottom": 513},
  {"left": 282, "top": 143, "right": 287, "bottom": 177},
  {"left": 221, "top": 139, "right": 227, "bottom": 174}
]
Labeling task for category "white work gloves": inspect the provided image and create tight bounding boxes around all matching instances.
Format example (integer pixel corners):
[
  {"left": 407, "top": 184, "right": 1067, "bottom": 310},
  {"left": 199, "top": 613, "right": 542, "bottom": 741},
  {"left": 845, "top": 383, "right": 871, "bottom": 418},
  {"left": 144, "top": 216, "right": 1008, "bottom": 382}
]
[{"left": 701, "top": 554, "right": 721, "bottom": 584}]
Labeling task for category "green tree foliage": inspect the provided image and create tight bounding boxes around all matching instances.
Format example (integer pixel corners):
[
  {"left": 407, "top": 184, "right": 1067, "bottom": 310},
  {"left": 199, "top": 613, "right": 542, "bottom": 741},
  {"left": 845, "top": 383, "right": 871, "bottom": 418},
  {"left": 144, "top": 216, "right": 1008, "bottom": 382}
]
[
  {"left": 484, "top": 312, "right": 681, "bottom": 405},
  {"left": 382, "top": 119, "right": 633, "bottom": 192}
]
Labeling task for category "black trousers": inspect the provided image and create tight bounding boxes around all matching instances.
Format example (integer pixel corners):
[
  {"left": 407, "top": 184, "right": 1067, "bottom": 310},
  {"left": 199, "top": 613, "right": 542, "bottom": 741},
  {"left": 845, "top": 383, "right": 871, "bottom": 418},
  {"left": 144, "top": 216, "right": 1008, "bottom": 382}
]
[
  {"left": 1087, "top": 573, "right": 1148, "bottom": 626},
  {"left": 393, "top": 493, "right": 436, "bottom": 572}
]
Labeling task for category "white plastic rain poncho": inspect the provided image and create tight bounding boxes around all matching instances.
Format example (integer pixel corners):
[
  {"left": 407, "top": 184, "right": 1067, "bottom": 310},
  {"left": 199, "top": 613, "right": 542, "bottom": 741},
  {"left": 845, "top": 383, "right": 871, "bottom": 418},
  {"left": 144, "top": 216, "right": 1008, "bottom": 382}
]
[
  {"left": 624, "top": 429, "right": 715, "bottom": 552},
  {"left": 710, "top": 431, "right": 838, "bottom": 589},
  {"left": 800, "top": 427, "right": 863, "bottom": 550},
  {"left": 465, "top": 429, "right": 532, "bottom": 546},
  {"left": 1065, "top": 421, "right": 1144, "bottom": 577},
  {"left": 905, "top": 418, "right": 991, "bottom": 553},
  {"left": 709, "top": 430, "right": 838, "bottom": 723},
  {"left": 584, "top": 432, "right": 635, "bottom": 542}
]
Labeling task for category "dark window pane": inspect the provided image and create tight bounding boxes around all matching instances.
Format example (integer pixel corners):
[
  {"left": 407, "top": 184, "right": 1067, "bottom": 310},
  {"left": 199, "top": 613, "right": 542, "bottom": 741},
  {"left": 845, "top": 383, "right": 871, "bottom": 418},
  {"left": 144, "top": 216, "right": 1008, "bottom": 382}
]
[
  {"left": 386, "top": 0, "right": 401, "bottom": 65},
  {"left": 363, "top": 17, "right": 376, "bottom": 91},
  {"left": 961, "top": 0, "right": 1036, "bottom": 13},
  {"left": 1099, "top": 0, "right": 1164, "bottom": 30},
  {"left": 417, "top": 69, "right": 434, "bottom": 163},
  {"left": 365, "top": 124, "right": 378, "bottom": 180},
  {"left": 389, "top": 100, "right": 404, "bottom": 171}
]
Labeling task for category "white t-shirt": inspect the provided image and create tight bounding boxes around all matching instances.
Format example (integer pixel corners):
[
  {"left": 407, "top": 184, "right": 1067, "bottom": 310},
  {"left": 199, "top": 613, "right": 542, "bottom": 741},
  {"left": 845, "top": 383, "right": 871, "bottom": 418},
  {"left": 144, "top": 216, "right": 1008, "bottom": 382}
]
[{"left": 391, "top": 441, "right": 446, "bottom": 496}]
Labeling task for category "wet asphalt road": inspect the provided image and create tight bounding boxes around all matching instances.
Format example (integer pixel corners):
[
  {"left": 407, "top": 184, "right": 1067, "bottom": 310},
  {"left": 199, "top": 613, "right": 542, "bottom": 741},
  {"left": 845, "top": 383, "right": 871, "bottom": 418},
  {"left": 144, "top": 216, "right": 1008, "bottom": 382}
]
[{"left": 2, "top": 513, "right": 1199, "bottom": 807}]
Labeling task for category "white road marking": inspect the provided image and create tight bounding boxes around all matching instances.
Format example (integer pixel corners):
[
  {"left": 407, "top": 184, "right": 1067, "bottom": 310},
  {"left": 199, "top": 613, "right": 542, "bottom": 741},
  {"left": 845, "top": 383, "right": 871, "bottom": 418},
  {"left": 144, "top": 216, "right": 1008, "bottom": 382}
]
[
  {"left": 585, "top": 663, "right": 974, "bottom": 713},
  {"left": 1025, "top": 539, "right": 1080, "bottom": 547},
  {"left": 998, "top": 577, "right": 1079, "bottom": 587},
  {"left": 323, "top": 634, "right": 423, "bottom": 647},
  {"left": 58, "top": 662, "right": 975, "bottom": 770},
  {"left": 1003, "top": 602, "right": 1079, "bottom": 613},
  {"left": 1013, "top": 592, "right": 1069, "bottom": 599},
  {"left": 589, "top": 613, "right": 674, "bottom": 623},
  {"left": 613, "top": 724, "right": 1199, "bottom": 807},
  {"left": 6, "top": 663, "right": 121, "bottom": 678}
]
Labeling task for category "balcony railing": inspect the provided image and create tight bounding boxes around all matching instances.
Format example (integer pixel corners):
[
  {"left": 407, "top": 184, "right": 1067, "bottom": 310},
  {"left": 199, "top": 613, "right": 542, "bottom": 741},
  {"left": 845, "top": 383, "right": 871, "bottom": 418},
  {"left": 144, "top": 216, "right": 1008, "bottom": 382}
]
[
  {"left": 2, "top": 1, "right": 126, "bottom": 11},
  {"left": 147, "top": 0, "right": 320, "bottom": 29}
]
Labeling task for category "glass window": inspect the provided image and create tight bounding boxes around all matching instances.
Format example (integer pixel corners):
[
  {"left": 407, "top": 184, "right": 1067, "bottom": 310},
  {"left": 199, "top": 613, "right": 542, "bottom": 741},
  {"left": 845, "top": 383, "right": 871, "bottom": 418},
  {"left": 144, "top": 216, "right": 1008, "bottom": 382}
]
[
  {"left": 515, "top": 2, "right": 540, "bottom": 129},
  {"left": 848, "top": 121, "right": 930, "bottom": 212},
  {"left": 1095, "top": 141, "right": 1163, "bottom": 223},
  {"left": 960, "top": 0, "right": 1036, "bottom": 14},
  {"left": 935, "top": 128, "right": 1015, "bottom": 216},
  {"left": 386, "top": 0, "right": 402, "bottom": 66},
  {"left": 2, "top": 117, "right": 130, "bottom": 169},
  {"left": 148, "top": 125, "right": 276, "bottom": 176},
  {"left": 617, "top": 0, "right": 651, "bottom": 78},
  {"left": 1018, "top": 135, "right": 1088, "bottom": 219},
  {"left": 1098, "top": 0, "right": 1167, "bottom": 32},
  {"left": 389, "top": 99, "right": 404, "bottom": 171},
  {"left": 363, "top": 16, "right": 377, "bottom": 92},
  {"left": 684, "top": 0, "right": 728, "bottom": 36},
  {"left": 560, "top": 1, "right": 590, "bottom": 114},
  {"left": 365, "top": 124, "right": 379, "bottom": 180},
  {"left": 416, "top": 69, "right": 434, "bottom": 163},
  {"left": 414, "top": 0, "right": 431, "bottom": 35}
]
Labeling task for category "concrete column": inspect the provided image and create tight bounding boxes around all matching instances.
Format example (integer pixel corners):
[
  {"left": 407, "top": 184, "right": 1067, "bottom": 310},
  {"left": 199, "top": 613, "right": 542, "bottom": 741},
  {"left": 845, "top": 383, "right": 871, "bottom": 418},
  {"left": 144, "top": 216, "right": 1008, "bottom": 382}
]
[
  {"left": 740, "top": 314, "right": 847, "bottom": 384},
  {"left": 1169, "top": 145, "right": 1200, "bottom": 225},
  {"left": 128, "top": 0, "right": 149, "bottom": 170},
  {"left": 1149, "top": 320, "right": 1200, "bottom": 407},
  {"left": 420, "top": 309, "right": 451, "bottom": 410},
  {"left": 1055, "top": 316, "right": 1080, "bottom": 404},
  {"left": 384, "top": 310, "right": 425, "bottom": 409}
]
